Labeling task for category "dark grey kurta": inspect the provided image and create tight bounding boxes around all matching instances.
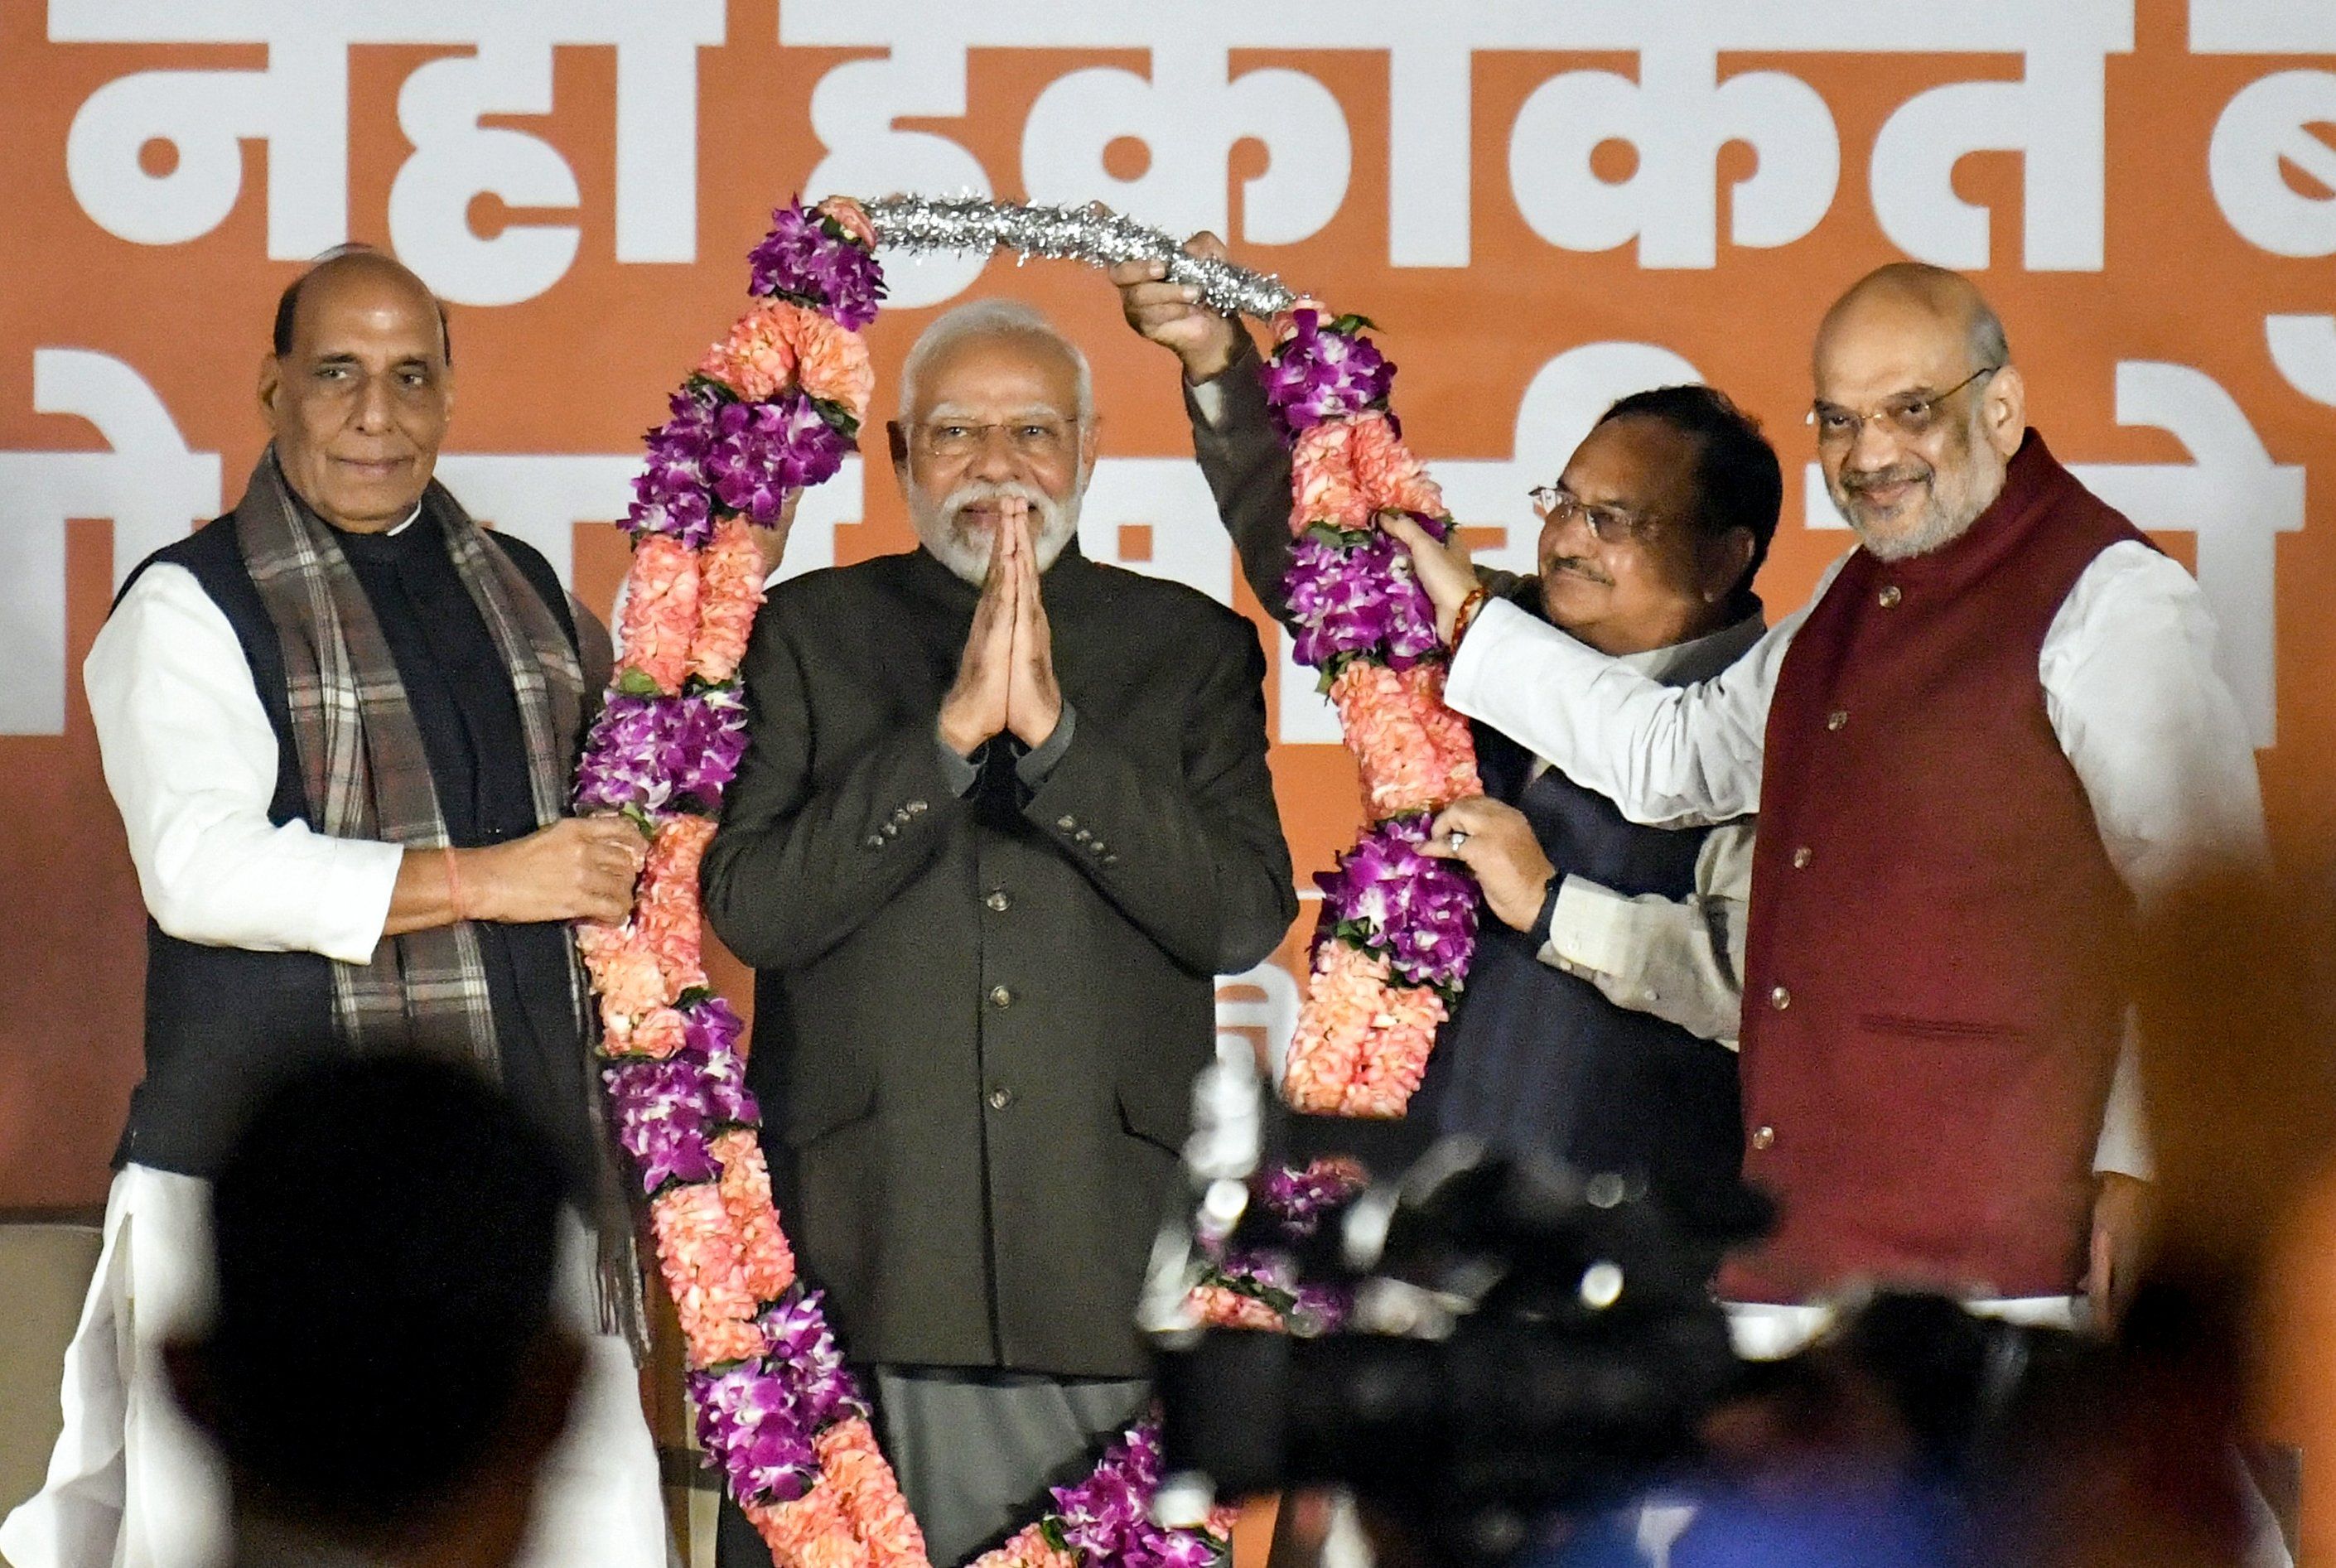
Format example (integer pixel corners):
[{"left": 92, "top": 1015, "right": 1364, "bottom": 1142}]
[{"left": 702, "top": 543, "right": 1295, "bottom": 1378}]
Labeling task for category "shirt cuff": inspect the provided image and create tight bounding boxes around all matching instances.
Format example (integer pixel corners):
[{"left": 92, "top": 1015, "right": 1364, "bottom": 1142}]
[
  {"left": 1542, "top": 874, "right": 1632, "bottom": 977},
  {"left": 307, "top": 837, "right": 407, "bottom": 965},
  {"left": 1188, "top": 376, "right": 1229, "bottom": 431},
  {"left": 1014, "top": 702, "right": 1078, "bottom": 789},
  {"left": 934, "top": 729, "right": 984, "bottom": 798}
]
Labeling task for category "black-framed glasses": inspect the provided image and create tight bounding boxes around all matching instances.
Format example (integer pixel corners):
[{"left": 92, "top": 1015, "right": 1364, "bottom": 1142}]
[
  {"left": 915, "top": 418, "right": 1077, "bottom": 459},
  {"left": 1808, "top": 365, "right": 2001, "bottom": 449},
  {"left": 1527, "top": 484, "right": 1661, "bottom": 544}
]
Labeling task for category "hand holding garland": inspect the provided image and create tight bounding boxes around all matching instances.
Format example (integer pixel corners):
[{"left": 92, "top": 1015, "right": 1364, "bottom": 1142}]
[
  {"left": 1379, "top": 511, "right": 1484, "bottom": 647},
  {"left": 1109, "top": 231, "right": 1250, "bottom": 385}
]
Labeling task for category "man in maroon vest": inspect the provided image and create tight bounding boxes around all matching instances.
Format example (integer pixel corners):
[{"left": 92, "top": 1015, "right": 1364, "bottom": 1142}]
[{"left": 1387, "top": 263, "right": 2266, "bottom": 1344}]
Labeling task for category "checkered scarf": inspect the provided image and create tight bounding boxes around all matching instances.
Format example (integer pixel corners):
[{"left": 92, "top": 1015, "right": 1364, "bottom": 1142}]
[
  {"left": 234, "top": 446, "right": 587, "bottom": 1060},
  {"left": 231, "top": 451, "right": 647, "bottom": 1349}
]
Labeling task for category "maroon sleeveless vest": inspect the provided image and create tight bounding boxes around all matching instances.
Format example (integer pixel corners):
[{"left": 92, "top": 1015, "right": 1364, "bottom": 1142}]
[{"left": 1723, "top": 432, "right": 2152, "bottom": 1303}]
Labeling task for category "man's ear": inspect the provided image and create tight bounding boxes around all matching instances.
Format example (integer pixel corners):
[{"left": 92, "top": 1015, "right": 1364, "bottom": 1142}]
[
  {"left": 1983, "top": 364, "right": 2026, "bottom": 459},
  {"left": 886, "top": 420, "right": 909, "bottom": 470},
  {"left": 1079, "top": 414, "right": 1101, "bottom": 474},
  {"left": 1704, "top": 526, "right": 1757, "bottom": 605},
  {"left": 258, "top": 355, "right": 282, "bottom": 427},
  {"left": 161, "top": 1336, "right": 222, "bottom": 1441}
]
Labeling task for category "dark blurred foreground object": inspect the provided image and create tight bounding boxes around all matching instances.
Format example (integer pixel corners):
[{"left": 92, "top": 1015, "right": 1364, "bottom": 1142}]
[
  {"left": 1156, "top": 1141, "right": 1769, "bottom": 1566},
  {"left": 163, "top": 1056, "right": 587, "bottom": 1568}
]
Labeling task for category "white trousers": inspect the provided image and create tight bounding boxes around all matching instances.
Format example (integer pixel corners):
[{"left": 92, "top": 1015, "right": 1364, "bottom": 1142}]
[{"left": 0, "top": 1165, "right": 668, "bottom": 1568}]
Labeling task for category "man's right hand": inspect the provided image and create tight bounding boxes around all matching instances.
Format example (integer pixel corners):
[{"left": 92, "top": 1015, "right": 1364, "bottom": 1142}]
[
  {"left": 466, "top": 817, "right": 647, "bottom": 926},
  {"left": 938, "top": 512, "right": 1021, "bottom": 757},
  {"left": 1109, "top": 232, "right": 1248, "bottom": 384}
]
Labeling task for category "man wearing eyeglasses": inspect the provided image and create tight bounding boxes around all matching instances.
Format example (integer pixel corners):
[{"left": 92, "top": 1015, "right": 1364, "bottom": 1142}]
[
  {"left": 1387, "top": 262, "right": 2266, "bottom": 1346},
  {"left": 1114, "top": 244, "right": 1780, "bottom": 1237},
  {"left": 702, "top": 299, "right": 1295, "bottom": 1566}
]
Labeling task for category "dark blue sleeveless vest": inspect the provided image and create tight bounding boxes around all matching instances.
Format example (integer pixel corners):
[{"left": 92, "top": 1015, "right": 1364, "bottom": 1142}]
[
  {"left": 111, "top": 512, "right": 582, "bottom": 1177},
  {"left": 1416, "top": 721, "right": 1745, "bottom": 1224}
]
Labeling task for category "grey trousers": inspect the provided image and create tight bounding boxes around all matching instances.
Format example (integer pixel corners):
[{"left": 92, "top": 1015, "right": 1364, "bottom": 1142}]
[{"left": 717, "top": 1366, "right": 1149, "bottom": 1568}]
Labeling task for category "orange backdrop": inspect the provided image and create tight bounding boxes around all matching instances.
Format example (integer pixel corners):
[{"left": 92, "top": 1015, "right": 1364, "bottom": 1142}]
[{"left": 2, "top": 0, "right": 2332, "bottom": 1204}]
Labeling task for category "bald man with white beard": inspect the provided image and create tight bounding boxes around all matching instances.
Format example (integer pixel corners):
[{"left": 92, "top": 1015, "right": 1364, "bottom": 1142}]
[{"left": 701, "top": 300, "right": 1295, "bottom": 1565}]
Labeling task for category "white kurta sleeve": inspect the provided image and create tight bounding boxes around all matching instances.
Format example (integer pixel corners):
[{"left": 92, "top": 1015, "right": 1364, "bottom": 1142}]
[
  {"left": 1541, "top": 818, "right": 1755, "bottom": 1047},
  {"left": 1444, "top": 555, "right": 1851, "bottom": 830},
  {"left": 84, "top": 564, "right": 403, "bottom": 964},
  {"left": 2040, "top": 539, "right": 2270, "bottom": 1182}
]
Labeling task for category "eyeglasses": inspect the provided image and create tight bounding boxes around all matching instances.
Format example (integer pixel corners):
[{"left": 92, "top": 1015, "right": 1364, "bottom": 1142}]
[
  {"left": 1808, "top": 365, "right": 2001, "bottom": 450},
  {"left": 1527, "top": 485, "right": 1661, "bottom": 544},
  {"left": 915, "top": 419, "right": 1077, "bottom": 460}
]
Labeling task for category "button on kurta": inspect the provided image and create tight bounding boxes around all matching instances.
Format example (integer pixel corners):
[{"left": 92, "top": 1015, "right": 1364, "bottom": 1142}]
[
  {"left": 1791, "top": 846, "right": 1812, "bottom": 869},
  {"left": 1750, "top": 1125, "right": 1776, "bottom": 1150},
  {"left": 985, "top": 890, "right": 1011, "bottom": 914},
  {"left": 1826, "top": 709, "right": 1849, "bottom": 731},
  {"left": 1769, "top": 985, "right": 1792, "bottom": 1011},
  {"left": 987, "top": 986, "right": 1014, "bottom": 1009},
  {"left": 987, "top": 1087, "right": 1014, "bottom": 1111},
  {"left": 1878, "top": 586, "right": 1902, "bottom": 608}
]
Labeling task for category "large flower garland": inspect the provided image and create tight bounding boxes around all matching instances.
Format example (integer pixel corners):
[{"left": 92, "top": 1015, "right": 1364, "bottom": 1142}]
[
  {"left": 572, "top": 198, "right": 1236, "bottom": 1568},
  {"left": 1262, "top": 311, "right": 1482, "bottom": 1117}
]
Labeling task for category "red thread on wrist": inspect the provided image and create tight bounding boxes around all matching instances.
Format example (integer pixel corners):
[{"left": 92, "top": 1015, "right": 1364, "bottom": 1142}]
[
  {"left": 1450, "top": 586, "right": 1492, "bottom": 649},
  {"left": 442, "top": 845, "right": 467, "bottom": 923}
]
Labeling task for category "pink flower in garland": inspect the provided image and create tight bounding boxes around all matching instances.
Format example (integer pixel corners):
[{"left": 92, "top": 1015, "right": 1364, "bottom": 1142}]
[
  {"left": 1328, "top": 661, "right": 1483, "bottom": 818},
  {"left": 816, "top": 1417, "right": 929, "bottom": 1568},
  {"left": 700, "top": 300, "right": 876, "bottom": 425},
  {"left": 650, "top": 1183, "right": 768, "bottom": 1368},
  {"left": 576, "top": 922, "right": 682, "bottom": 1058},
  {"left": 638, "top": 817, "right": 716, "bottom": 996},
  {"left": 1262, "top": 307, "right": 1394, "bottom": 434},
  {"left": 973, "top": 1524, "right": 1079, "bottom": 1568},
  {"left": 712, "top": 1127, "right": 798, "bottom": 1303},
  {"left": 746, "top": 1477, "right": 869, "bottom": 1568},
  {"left": 616, "top": 535, "right": 700, "bottom": 696},
  {"left": 1288, "top": 421, "right": 1370, "bottom": 531},
  {"left": 1347, "top": 412, "right": 1445, "bottom": 517},
  {"left": 1284, "top": 942, "right": 1449, "bottom": 1117},
  {"left": 693, "top": 517, "right": 766, "bottom": 685},
  {"left": 1188, "top": 1282, "right": 1284, "bottom": 1331}
]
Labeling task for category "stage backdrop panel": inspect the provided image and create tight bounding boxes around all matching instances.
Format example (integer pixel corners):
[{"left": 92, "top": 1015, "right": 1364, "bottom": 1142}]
[{"left": 0, "top": 0, "right": 2330, "bottom": 1204}]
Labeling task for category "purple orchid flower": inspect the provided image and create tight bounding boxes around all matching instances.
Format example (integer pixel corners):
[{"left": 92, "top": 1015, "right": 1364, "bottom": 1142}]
[
  {"left": 690, "top": 1362, "right": 819, "bottom": 1505},
  {"left": 747, "top": 203, "right": 887, "bottom": 331},
  {"left": 1260, "top": 308, "right": 1394, "bottom": 434},
  {"left": 1315, "top": 814, "right": 1479, "bottom": 989}
]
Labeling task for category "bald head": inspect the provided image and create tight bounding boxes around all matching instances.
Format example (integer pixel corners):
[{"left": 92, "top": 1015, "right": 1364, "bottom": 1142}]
[
  {"left": 1810, "top": 263, "right": 2027, "bottom": 562},
  {"left": 1815, "top": 263, "right": 2005, "bottom": 383},
  {"left": 275, "top": 249, "right": 450, "bottom": 366},
  {"left": 260, "top": 248, "right": 454, "bottom": 533}
]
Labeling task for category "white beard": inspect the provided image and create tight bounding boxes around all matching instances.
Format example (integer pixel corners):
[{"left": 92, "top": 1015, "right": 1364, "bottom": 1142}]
[{"left": 908, "top": 477, "right": 1085, "bottom": 585}]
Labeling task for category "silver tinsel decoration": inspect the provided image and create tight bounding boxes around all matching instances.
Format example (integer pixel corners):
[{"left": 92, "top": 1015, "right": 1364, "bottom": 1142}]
[{"left": 862, "top": 195, "right": 1299, "bottom": 320}]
